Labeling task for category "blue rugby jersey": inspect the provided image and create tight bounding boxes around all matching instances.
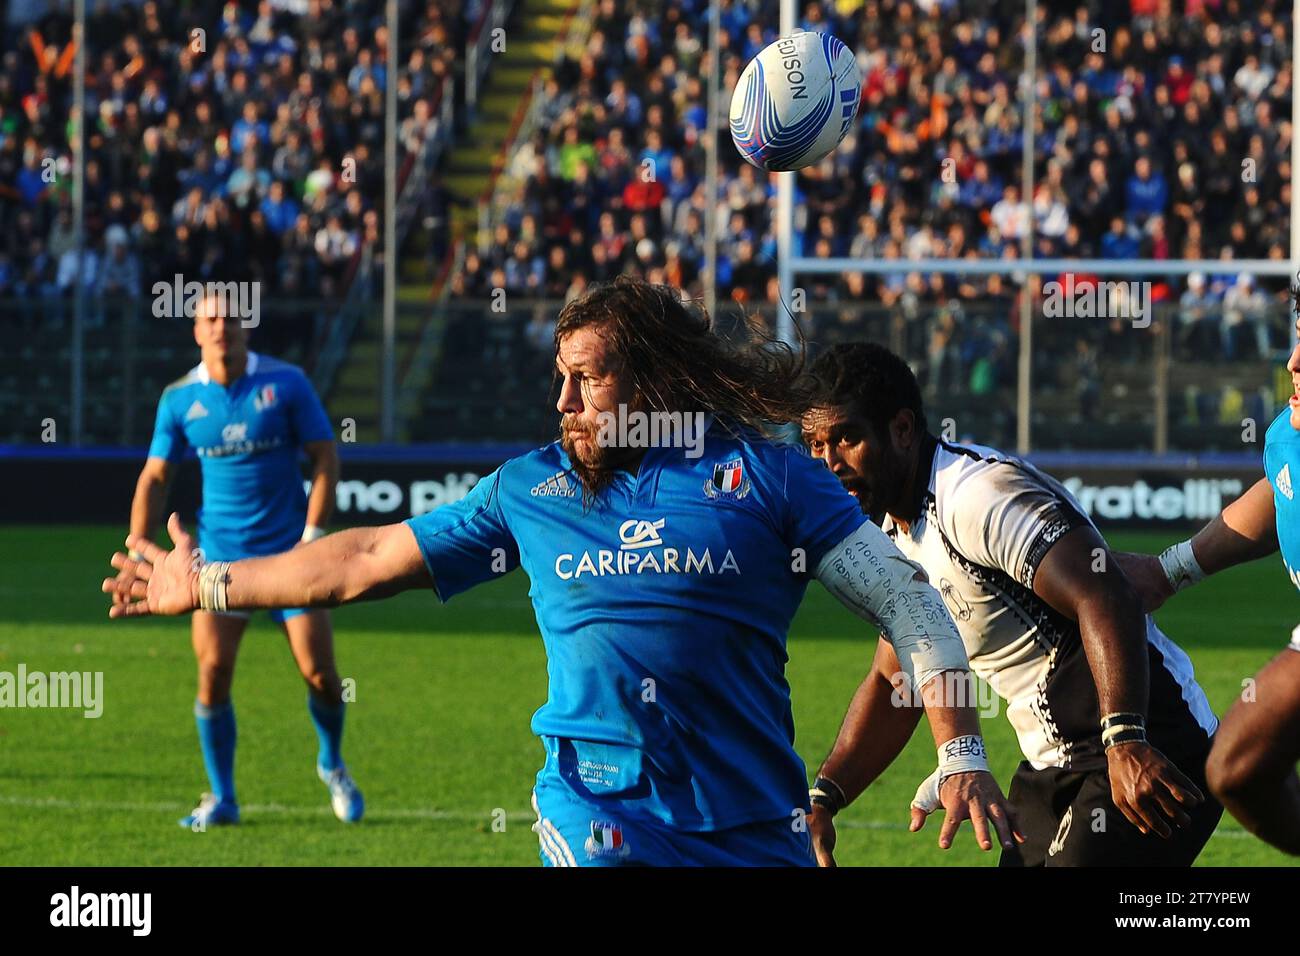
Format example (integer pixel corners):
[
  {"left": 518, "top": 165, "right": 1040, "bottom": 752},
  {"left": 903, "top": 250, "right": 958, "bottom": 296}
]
[
  {"left": 405, "top": 420, "right": 866, "bottom": 830},
  {"left": 1264, "top": 408, "right": 1300, "bottom": 595},
  {"left": 148, "top": 352, "right": 334, "bottom": 560}
]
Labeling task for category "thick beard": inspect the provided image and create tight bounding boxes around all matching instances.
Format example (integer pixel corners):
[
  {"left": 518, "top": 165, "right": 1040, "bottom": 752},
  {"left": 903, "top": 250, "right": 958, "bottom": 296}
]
[{"left": 560, "top": 416, "right": 620, "bottom": 506}]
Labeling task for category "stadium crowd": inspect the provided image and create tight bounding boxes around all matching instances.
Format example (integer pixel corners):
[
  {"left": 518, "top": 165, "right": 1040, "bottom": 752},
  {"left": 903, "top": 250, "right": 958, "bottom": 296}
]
[
  {"left": 458, "top": 0, "right": 1294, "bottom": 403},
  {"left": 0, "top": 0, "right": 466, "bottom": 353}
]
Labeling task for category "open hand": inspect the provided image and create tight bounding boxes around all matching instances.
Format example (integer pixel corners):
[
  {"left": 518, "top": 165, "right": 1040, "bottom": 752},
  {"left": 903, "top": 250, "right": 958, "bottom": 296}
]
[{"left": 102, "top": 513, "right": 202, "bottom": 618}]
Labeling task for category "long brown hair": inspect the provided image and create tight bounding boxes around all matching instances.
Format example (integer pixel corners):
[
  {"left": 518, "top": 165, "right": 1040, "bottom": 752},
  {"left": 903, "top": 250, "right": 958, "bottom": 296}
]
[{"left": 553, "top": 276, "right": 814, "bottom": 436}]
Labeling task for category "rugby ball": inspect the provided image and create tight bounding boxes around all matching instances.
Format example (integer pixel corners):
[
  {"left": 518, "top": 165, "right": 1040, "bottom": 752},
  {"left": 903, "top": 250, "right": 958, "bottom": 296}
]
[{"left": 729, "top": 31, "right": 861, "bottom": 172}]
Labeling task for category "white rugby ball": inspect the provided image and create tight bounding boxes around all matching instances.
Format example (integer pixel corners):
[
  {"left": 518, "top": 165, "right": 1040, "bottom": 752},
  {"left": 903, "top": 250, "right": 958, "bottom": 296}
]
[{"left": 730, "top": 30, "right": 861, "bottom": 172}]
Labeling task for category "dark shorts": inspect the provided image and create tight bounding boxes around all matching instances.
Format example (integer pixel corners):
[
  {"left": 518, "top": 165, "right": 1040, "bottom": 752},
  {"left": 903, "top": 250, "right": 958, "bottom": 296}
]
[{"left": 999, "top": 745, "right": 1222, "bottom": 867}]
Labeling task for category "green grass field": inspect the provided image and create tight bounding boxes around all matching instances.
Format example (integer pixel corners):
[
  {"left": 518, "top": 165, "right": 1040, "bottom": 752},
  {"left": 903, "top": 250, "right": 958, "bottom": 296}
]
[{"left": 0, "top": 525, "right": 1296, "bottom": 866}]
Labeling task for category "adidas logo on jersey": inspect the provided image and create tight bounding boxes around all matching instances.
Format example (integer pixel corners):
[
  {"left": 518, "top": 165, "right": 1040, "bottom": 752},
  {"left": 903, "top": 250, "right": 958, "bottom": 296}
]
[
  {"left": 185, "top": 400, "right": 209, "bottom": 421},
  {"left": 531, "top": 471, "right": 576, "bottom": 498},
  {"left": 1277, "top": 463, "right": 1293, "bottom": 500}
]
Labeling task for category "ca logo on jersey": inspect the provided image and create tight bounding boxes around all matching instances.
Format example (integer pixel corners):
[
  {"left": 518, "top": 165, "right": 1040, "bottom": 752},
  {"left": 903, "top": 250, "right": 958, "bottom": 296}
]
[
  {"left": 555, "top": 517, "right": 740, "bottom": 580},
  {"left": 619, "top": 518, "right": 665, "bottom": 550},
  {"left": 222, "top": 422, "right": 248, "bottom": 443},
  {"left": 1277, "top": 463, "right": 1293, "bottom": 500}
]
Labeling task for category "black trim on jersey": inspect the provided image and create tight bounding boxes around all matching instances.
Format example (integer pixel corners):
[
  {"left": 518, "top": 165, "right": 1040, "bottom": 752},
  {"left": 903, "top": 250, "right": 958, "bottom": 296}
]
[
  {"left": 903, "top": 433, "right": 943, "bottom": 523},
  {"left": 923, "top": 495, "right": 1081, "bottom": 767},
  {"left": 898, "top": 434, "right": 1212, "bottom": 770},
  {"left": 1019, "top": 515, "right": 1079, "bottom": 589},
  {"left": 928, "top": 434, "right": 1091, "bottom": 588}
]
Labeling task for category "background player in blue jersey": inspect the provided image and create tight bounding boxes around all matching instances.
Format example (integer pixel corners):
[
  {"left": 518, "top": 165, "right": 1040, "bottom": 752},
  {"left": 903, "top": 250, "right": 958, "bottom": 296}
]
[
  {"left": 1118, "top": 312, "right": 1300, "bottom": 856},
  {"left": 104, "top": 277, "right": 1020, "bottom": 866},
  {"left": 112, "top": 293, "right": 363, "bottom": 829}
]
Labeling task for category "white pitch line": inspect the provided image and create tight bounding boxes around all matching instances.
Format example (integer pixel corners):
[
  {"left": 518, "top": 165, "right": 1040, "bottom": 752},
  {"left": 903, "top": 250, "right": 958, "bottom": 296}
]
[
  {"left": 0, "top": 793, "right": 532, "bottom": 822},
  {"left": 0, "top": 793, "right": 1256, "bottom": 838}
]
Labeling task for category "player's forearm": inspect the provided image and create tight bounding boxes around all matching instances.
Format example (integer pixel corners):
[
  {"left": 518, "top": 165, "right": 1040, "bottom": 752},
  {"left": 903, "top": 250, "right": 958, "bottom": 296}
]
[
  {"left": 818, "top": 665, "right": 924, "bottom": 803},
  {"left": 918, "top": 669, "right": 984, "bottom": 747},
  {"left": 302, "top": 443, "right": 339, "bottom": 530},
  {"left": 304, "top": 466, "right": 337, "bottom": 529},
  {"left": 129, "top": 472, "right": 170, "bottom": 541},
  {"left": 1076, "top": 587, "right": 1150, "bottom": 717},
  {"left": 213, "top": 526, "right": 418, "bottom": 609},
  {"left": 1189, "top": 478, "right": 1278, "bottom": 576}
]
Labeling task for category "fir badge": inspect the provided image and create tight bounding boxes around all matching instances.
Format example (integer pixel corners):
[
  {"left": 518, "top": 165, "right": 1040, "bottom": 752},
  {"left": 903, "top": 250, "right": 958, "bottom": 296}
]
[{"left": 704, "top": 458, "right": 751, "bottom": 500}]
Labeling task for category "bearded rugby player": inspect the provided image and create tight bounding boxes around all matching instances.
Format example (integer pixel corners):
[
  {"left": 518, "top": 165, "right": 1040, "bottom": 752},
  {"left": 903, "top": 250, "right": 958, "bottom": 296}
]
[
  {"left": 801, "top": 342, "right": 1221, "bottom": 866},
  {"left": 104, "top": 277, "right": 1018, "bottom": 866},
  {"left": 1118, "top": 311, "right": 1300, "bottom": 856}
]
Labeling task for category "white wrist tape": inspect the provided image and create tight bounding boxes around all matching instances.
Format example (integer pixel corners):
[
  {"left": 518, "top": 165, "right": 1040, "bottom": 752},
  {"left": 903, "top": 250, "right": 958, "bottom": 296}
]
[
  {"left": 911, "top": 767, "right": 941, "bottom": 813},
  {"left": 815, "top": 520, "right": 972, "bottom": 692},
  {"left": 197, "top": 561, "right": 232, "bottom": 613},
  {"left": 938, "top": 734, "right": 989, "bottom": 784},
  {"left": 913, "top": 737, "right": 991, "bottom": 813},
  {"left": 1158, "top": 540, "right": 1205, "bottom": 592},
  {"left": 301, "top": 525, "right": 326, "bottom": 543}
]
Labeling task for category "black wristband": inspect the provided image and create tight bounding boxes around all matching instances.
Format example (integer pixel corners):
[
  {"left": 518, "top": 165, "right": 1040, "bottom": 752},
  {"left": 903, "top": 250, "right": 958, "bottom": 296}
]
[
  {"left": 1100, "top": 712, "right": 1146, "bottom": 732},
  {"left": 1103, "top": 727, "right": 1148, "bottom": 749},
  {"left": 809, "top": 776, "right": 848, "bottom": 815}
]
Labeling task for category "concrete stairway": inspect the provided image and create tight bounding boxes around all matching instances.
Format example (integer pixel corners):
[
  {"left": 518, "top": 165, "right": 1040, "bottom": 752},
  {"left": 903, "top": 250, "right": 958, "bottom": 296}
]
[{"left": 326, "top": 0, "right": 581, "bottom": 442}]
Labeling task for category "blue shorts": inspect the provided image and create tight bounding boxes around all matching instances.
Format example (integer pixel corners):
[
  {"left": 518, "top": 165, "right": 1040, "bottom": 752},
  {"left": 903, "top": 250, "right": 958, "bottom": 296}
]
[
  {"left": 530, "top": 751, "right": 815, "bottom": 867},
  {"left": 206, "top": 607, "right": 309, "bottom": 625}
]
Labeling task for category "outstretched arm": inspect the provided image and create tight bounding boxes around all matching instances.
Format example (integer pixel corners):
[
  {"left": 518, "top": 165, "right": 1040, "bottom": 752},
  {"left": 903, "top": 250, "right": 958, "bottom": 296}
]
[
  {"left": 104, "top": 513, "right": 430, "bottom": 617},
  {"left": 1116, "top": 477, "right": 1278, "bottom": 612}
]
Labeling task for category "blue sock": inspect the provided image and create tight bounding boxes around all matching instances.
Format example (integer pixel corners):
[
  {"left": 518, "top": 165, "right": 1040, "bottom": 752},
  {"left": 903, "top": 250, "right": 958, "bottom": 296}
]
[
  {"left": 194, "top": 699, "right": 237, "bottom": 804},
  {"left": 308, "top": 693, "right": 345, "bottom": 772}
]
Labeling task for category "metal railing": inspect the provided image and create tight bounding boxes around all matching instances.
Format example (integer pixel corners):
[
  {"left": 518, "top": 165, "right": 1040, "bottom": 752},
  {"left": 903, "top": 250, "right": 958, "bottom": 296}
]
[
  {"left": 396, "top": 294, "right": 1294, "bottom": 453},
  {"left": 426, "top": 73, "right": 456, "bottom": 182},
  {"left": 0, "top": 295, "right": 355, "bottom": 447},
  {"left": 311, "top": 244, "right": 377, "bottom": 399},
  {"left": 6, "top": 289, "right": 1289, "bottom": 452},
  {"left": 464, "top": 0, "right": 518, "bottom": 117}
]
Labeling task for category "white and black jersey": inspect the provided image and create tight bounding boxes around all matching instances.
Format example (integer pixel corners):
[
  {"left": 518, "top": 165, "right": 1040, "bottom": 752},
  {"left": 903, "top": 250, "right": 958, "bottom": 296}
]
[{"left": 881, "top": 435, "right": 1218, "bottom": 772}]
